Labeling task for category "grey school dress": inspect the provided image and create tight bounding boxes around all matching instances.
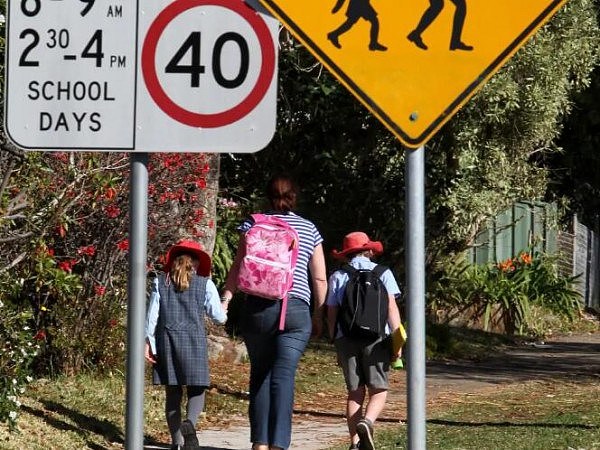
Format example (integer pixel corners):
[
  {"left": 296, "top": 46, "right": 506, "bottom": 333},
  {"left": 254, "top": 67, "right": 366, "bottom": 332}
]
[{"left": 153, "top": 273, "right": 209, "bottom": 386}]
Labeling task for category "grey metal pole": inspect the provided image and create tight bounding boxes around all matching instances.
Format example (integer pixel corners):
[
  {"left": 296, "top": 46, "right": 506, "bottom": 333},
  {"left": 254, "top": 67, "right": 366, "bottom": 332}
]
[
  {"left": 125, "top": 152, "right": 149, "bottom": 449},
  {"left": 405, "top": 145, "right": 427, "bottom": 450}
]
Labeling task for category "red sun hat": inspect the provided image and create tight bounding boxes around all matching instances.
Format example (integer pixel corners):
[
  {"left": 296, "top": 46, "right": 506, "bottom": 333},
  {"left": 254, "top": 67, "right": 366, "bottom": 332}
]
[
  {"left": 164, "top": 240, "right": 211, "bottom": 276},
  {"left": 332, "top": 231, "right": 383, "bottom": 259}
]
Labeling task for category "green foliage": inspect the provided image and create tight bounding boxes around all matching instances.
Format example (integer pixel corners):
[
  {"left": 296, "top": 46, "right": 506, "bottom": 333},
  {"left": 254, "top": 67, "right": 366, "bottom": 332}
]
[
  {"left": 428, "top": 0, "right": 600, "bottom": 252},
  {"left": 0, "top": 295, "right": 39, "bottom": 431},
  {"left": 378, "top": 381, "right": 600, "bottom": 450},
  {"left": 432, "top": 251, "right": 582, "bottom": 335},
  {"left": 211, "top": 198, "right": 243, "bottom": 288},
  {"left": 1, "top": 150, "right": 218, "bottom": 379},
  {"left": 221, "top": 2, "right": 600, "bottom": 282}
]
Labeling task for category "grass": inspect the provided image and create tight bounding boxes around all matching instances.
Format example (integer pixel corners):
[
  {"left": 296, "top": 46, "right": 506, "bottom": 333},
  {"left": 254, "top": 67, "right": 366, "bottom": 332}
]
[
  {"left": 1, "top": 323, "right": 599, "bottom": 449},
  {"left": 349, "top": 379, "right": 600, "bottom": 450},
  {"left": 0, "top": 340, "right": 347, "bottom": 450}
]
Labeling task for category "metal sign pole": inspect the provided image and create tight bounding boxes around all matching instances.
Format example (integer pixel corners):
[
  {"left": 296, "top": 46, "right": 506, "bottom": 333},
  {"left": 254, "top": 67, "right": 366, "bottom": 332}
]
[
  {"left": 125, "top": 152, "right": 149, "bottom": 449},
  {"left": 405, "top": 145, "right": 427, "bottom": 450}
]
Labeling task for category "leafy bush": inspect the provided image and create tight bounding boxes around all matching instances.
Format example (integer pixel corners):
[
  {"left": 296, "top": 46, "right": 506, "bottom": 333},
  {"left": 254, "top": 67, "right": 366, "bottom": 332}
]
[
  {"left": 1, "top": 150, "right": 218, "bottom": 377},
  {"left": 212, "top": 197, "right": 243, "bottom": 288},
  {"left": 0, "top": 295, "right": 40, "bottom": 431},
  {"left": 431, "top": 251, "right": 582, "bottom": 335}
]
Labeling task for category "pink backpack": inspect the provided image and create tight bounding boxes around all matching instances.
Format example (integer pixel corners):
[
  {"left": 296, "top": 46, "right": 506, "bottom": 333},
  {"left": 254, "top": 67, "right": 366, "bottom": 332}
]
[{"left": 237, "top": 214, "right": 300, "bottom": 330}]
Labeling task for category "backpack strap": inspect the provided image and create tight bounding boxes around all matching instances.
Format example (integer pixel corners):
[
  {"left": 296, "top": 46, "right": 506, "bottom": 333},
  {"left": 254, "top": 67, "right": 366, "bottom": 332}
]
[
  {"left": 334, "top": 264, "right": 359, "bottom": 340},
  {"left": 371, "top": 264, "right": 388, "bottom": 279},
  {"left": 279, "top": 295, "right": 288, "bottom": 331},
  {"left": 340, "top": 264, "right": 357, "bottom": 276},
  {"left": 250, "top": 213, "right": 267, "bottom": 224}
]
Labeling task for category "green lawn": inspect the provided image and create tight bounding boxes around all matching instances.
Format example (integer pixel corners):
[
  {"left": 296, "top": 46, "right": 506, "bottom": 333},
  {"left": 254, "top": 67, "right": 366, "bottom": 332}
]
[
  {"left": 351, "top": 380, "right": 600, "bottom": 450},
  {"left": 2, "top": 329, "right": 599, "bottom": 449}
]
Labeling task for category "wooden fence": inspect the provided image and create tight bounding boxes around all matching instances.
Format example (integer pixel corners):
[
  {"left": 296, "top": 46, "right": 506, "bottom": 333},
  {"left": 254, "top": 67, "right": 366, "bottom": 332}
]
[{"left": 468, "top": 202, "right": 599, "bottom": 311}]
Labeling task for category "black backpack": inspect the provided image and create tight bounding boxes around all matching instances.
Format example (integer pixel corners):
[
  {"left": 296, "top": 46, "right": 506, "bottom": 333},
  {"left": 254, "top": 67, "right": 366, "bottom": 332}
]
[{"left": 337, "top": 264, "right": 389, "bottom": 340}]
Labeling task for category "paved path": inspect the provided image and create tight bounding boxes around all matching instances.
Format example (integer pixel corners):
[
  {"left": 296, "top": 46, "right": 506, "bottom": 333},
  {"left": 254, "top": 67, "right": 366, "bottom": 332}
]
[{"left": 145, "top": 332, "right": 600, "bottom": 450}]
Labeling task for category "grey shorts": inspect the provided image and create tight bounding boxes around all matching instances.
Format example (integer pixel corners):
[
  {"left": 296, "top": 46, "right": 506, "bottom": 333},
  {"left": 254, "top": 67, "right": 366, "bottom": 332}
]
[{"left": 334, "top": 335, "right": 391, "bottom": 391}]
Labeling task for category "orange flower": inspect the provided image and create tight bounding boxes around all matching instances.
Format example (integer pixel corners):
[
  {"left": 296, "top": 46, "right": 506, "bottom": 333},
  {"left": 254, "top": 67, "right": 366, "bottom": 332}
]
[
  {"left": 497, "top": 258, "right": 515, "bottom": 272},
  {"left": 520, "top": 252, "right": 533, "bottom": 265},
  {"left": 104, "top": 186, "right": 117, "bottom": 200}
]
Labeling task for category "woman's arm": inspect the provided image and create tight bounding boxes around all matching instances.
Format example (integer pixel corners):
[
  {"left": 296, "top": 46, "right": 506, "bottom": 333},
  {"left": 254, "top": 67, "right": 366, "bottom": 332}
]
[
  {"left": 309, "top": 243, "right": 328, "bottom": 338},
  {"left": 220, "top": 234, "right": 246, "bottom": 302}
]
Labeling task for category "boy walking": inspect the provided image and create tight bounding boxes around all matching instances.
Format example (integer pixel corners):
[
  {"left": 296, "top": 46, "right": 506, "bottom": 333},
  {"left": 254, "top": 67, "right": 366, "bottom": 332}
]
[{"left": 326, "top": 232, "right": 403, "bottom": 450}]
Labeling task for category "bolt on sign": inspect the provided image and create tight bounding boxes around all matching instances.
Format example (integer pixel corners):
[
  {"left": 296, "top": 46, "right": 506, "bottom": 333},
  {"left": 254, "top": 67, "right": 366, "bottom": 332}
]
[{"left": 258, "top": 0, "right": 568, "bottom": 148}]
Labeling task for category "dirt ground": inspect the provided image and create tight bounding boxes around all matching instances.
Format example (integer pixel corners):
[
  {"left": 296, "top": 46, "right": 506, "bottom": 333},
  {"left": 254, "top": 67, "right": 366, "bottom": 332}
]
[{"left": 144, "top": 331, "right": 600, "bottom": 450}]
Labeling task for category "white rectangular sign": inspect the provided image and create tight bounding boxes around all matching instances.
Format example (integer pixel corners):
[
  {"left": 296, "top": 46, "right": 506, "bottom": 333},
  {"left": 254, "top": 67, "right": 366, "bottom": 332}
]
[{"left": 5, "top": 0, "right": 278, "bottom": 153}]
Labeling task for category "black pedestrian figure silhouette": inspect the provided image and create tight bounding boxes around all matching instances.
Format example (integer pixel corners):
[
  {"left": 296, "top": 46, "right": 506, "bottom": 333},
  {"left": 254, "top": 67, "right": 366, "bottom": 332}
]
[
  {"left": 327, "top": 0, "right": 387, "bottom": 51},
  {"left": 407, "top": 0, "right": 473, "bottom": 51}
]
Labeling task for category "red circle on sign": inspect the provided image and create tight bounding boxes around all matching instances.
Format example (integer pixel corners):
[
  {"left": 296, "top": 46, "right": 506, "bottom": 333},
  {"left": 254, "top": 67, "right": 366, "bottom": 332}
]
[{"left": 142, "top": 0, "right": 276, "bottom": 128}]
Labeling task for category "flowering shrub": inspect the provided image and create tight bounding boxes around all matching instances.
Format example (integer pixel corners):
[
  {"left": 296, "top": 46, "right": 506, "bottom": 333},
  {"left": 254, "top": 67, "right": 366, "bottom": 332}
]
[
  {"left": 432, "top": 251, "right": 582, "bottom": 335},
  {"left": 1, "top": 150, "right": 218, "bottom": 378},
  {"left": 0, "top": 296, "right": 40, "bottom": 431}
]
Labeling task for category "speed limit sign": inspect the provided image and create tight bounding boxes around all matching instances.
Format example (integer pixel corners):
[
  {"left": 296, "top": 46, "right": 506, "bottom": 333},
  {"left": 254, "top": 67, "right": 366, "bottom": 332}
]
[{"left": 4, "top": 0, "right": 279, "bottom": 153}]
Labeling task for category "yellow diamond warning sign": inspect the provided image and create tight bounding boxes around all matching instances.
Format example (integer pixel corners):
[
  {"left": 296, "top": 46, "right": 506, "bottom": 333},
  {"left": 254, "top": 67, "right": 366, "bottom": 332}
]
[{"left": 258, "top": 0, "right": 568, "bottom": 148}]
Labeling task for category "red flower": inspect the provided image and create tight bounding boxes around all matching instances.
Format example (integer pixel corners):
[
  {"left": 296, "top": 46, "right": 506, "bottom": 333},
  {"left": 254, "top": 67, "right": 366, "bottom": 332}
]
[
  {"left": 108, "top": 318, "right": 118, "bottom": 328},
  {"left": 104, "top": 204, "right": 121, "bottom": 218},
  {"left": 192, "top": 209, "right": 205, "bottom": 223},
  {"left": 195, "top": 178, "right": 207, "bottom": 189},
  {"left": 104, "top": 186, "right": 117, "bottom": 200},
  {"left": 77, "top": 245, "right": 96, "bottom": 257},
  {"left": 58, "top": 259, "right": 78, "bottom": 273},
  {"left": 33, "top": 330, "right": 46, "bottom": 341},
  {"left": 94, "top": 285, "right": 106, "bottom": 296},
  {"left": 117, "top": 239, "right": 129, "bottom": 252}
]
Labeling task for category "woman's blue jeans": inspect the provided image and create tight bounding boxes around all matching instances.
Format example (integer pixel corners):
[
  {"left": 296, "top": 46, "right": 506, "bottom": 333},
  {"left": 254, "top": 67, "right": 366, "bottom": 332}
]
[{"left": 242, "top": 295, "right": 312, "bottom": 449}]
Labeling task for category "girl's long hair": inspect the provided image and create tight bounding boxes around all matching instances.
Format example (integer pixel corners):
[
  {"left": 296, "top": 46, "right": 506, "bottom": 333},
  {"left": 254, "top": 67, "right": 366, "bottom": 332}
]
[{"left": 170, "top": 254, "right": 196, "bottom": 292}]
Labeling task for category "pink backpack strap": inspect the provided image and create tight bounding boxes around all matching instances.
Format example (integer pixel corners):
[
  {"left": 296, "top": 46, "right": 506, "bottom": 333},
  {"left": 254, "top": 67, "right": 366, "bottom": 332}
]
[{"left": 278, "top": 294, "right": 288, "bottom": 331}]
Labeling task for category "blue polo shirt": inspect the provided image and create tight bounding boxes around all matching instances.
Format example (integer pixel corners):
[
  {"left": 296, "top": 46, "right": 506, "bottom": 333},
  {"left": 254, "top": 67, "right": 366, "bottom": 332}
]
[{"left": 326, "top": 255, "right": 401, "bottom": 337}]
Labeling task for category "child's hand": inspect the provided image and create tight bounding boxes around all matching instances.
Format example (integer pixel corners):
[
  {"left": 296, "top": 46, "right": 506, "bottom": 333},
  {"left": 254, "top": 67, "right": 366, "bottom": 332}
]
[{"left": 144, "top": 342, "right": 156, "bottom": 365}]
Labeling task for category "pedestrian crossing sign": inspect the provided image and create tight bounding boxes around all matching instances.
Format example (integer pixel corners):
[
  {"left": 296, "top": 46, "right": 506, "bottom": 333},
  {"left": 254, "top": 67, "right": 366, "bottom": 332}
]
[{"left": 258, "top": 0, "right": 569, "bottom": 148}]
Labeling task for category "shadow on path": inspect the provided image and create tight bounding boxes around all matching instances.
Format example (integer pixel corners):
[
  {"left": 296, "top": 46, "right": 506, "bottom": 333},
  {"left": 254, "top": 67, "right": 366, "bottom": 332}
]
[{"left": 427, "top": 340, "right": 600, "bottom": 387}]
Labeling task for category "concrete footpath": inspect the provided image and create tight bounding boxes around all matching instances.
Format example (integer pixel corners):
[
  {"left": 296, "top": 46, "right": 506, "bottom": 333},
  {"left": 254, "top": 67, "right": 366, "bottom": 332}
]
[{"left": 145, "top": 332, "right": 600, "bottom": 450}]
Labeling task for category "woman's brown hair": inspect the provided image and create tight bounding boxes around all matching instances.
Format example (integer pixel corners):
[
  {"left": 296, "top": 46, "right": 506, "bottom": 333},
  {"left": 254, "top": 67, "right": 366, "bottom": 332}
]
[{"left": 266, "top": 174, "right": 298, "bottom": 212}]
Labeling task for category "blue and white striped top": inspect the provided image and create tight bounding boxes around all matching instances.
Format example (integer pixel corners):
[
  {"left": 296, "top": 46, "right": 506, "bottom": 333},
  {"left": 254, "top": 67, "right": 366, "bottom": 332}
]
[{"left": 239, "top": 211, "right": 323, "bottom": 304}]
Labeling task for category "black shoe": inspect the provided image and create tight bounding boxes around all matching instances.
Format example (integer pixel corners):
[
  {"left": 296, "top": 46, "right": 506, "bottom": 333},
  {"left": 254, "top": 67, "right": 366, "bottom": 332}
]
[
  {"left": 368, "top": 42, "right": 387, "bottom": 51},
  {"left": 180, "top": 419, "right": 200, "bottom": 450},
  {"left": 356, "top": 418, "right": 375, "bottom": 450},
  {"left": 327, "top": 32, "right": 341, "bottom": 49},
  {"left": 349, "top": 443, "right": 360, "bottom": 450},
  {"left": 407, "top": 30, "right": 427, "bottom": 50},
  {"left": 450, "top": 41, "right": 473, "bottom": 51}
]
